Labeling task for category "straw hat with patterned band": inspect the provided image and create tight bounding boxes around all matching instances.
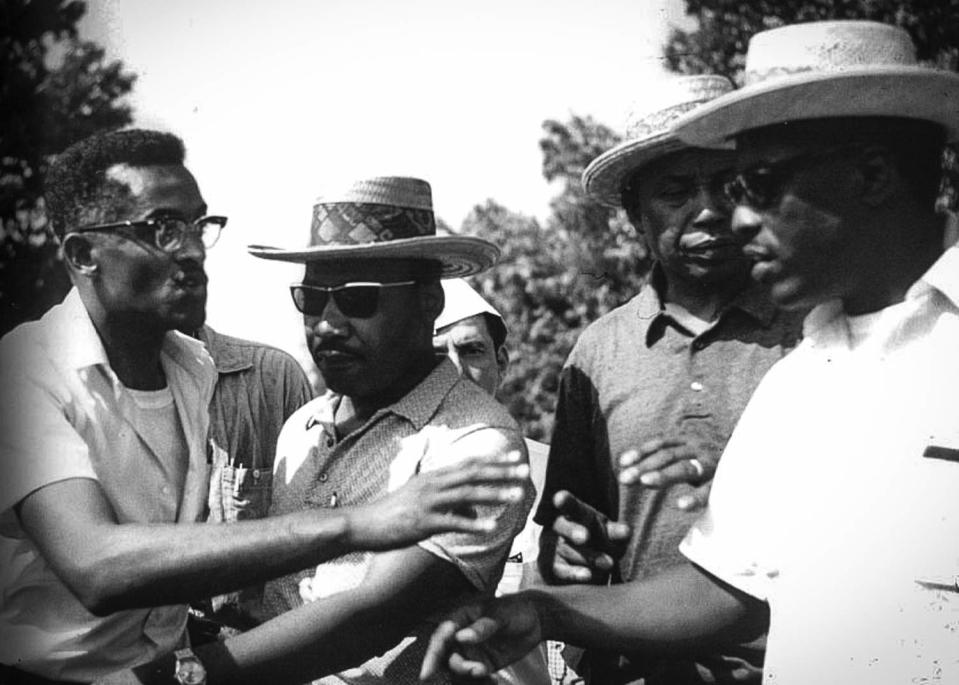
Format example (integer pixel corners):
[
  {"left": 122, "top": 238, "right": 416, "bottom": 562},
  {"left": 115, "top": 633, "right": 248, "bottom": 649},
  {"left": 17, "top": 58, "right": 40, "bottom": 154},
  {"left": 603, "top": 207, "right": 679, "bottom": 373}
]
[
  {"left": 248, "top": 176, "right": 499, "bottom": 278},
  {"left": 674, "top": 20, "right": 959, "bottom": 148},
  {"left": 582, "top": 75, "right": 735, "bottom": 208}
]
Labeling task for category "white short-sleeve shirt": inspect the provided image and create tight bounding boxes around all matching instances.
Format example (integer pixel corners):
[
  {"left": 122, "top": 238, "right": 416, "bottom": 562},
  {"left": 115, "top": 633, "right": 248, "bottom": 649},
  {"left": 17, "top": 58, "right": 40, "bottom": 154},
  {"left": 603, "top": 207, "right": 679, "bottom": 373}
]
[
  {"left": 682, "top": 247, "right": 959, "bottom": 685},
  {"left": 0, "top": 290, "right": 216, "bottom": 681}
]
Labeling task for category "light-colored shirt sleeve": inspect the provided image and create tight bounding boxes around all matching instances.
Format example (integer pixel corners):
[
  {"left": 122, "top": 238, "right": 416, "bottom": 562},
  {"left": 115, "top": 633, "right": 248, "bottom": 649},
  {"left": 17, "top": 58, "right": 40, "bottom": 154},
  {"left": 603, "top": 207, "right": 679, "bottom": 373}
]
[{"left": 0, "top": 335, "right": 97, "bottom": 520}]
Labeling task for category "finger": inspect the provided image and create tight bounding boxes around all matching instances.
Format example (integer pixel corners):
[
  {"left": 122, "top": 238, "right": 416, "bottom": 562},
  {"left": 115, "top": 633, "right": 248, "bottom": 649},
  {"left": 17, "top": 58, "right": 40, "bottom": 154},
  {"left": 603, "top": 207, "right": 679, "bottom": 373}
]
[
  {"left": 455, "top": 616, "right": 501, "bottom": 644},
  {"left": 637, "top": 436, "right": 684, "bottom": 458},
  {"left": 643, "top": 457, "right": 712, "bottom": 489},
  {"left": 422, "top": 512, "right": 500, "bottom": 535},
  {"left": 553, "top": 490, "right": 603, "bottom": 527},
  {"left": 553, "top": 537, "right": 613, "bottom": 580},
  {"left": 677, "top": 482, "right": 712, "bottom": 511},
  {"left": 620, "top": 447, "right": 702, "bottom": 486},
  {"left": 447, "top": 651, "right": 492, "bottom": 678},
  {"left": 434, "top": 484, "right": 527, "bottom": 507},
  {"left": 552, "top": 514, "right": 591, "bottom": 546},
  {"left": 454, "top": 462, "right": 530, "bottom": 485},
  {"left": 421, "top": 619, "right": 463, "bottom": 679},
  {"left": 605, "top": 521, "right": 632, "bottom": 542}
]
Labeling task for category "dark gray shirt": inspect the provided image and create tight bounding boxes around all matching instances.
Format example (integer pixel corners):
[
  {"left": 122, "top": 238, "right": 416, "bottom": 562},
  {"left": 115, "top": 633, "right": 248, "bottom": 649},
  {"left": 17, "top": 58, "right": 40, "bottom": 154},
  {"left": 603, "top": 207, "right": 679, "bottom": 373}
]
[{"left": 535, "top": 271, "right": 804, "bottom": 684}]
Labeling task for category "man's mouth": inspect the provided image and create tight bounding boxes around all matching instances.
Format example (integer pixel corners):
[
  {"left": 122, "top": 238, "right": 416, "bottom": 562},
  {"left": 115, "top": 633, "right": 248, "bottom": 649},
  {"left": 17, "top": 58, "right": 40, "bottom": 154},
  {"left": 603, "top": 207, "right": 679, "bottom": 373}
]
[
  {"left": 173, "top": 270, "right": 208, "bottom": 289},
  {"left": 680, "top": 238, "right": 747, "bottom": 261}
]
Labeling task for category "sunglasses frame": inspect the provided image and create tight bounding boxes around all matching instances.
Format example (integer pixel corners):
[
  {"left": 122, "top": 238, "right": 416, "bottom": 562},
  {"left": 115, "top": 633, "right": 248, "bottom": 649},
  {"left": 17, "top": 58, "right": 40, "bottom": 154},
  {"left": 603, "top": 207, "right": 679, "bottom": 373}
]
[{"left": 289, "top": 280, "right": 418, "bottom": 319}]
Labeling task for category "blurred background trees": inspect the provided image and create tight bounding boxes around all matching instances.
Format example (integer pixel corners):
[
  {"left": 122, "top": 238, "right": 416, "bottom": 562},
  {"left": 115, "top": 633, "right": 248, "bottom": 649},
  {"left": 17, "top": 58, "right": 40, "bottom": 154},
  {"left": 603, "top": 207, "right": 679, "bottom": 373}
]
[{"left": 1, "top": 0, "right": 135, "bottom": 335}]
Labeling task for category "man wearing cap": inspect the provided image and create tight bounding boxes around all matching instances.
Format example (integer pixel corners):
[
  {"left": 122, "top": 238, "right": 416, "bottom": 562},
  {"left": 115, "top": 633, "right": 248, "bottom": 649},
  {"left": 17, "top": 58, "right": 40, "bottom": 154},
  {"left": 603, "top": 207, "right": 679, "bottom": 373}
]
[
  {"left": 170, "top": 176, "right": 531, "bottom": 685},
  {"left": 0, "top": 130, "right": 530, "bottom": 685},
  {"left": 421, "top": 20, "right": 959, "bottom": 685},
  {"left": 533, "top": 75, "right": 803, "bottom": 684},
  {"left": 434, "top": 279, "right": 570, "bottom": 685}
]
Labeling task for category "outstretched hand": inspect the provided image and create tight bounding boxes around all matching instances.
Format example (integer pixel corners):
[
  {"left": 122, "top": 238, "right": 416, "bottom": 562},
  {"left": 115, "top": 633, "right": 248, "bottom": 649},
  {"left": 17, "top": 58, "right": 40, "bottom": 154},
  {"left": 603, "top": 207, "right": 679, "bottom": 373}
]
[
  {"left": 618, "top": 438, "right": 717, "bottom": 512},
  {"left": 420, "top": 592, "right": 543, "bottom": 682},
  {"left": 347, "top": 451, "right": 529, "bottom": 550},
  {"left": 545, "top": 490, "right": 630, "bottom": 584}
]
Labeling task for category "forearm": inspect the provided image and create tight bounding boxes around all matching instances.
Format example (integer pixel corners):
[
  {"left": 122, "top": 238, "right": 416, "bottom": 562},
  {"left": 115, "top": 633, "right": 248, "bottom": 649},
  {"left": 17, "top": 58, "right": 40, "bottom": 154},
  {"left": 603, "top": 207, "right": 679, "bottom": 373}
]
[
  {"left": 531, "top": 562, "right": 767, "bottom": 655},
  {"left": 200, "top": 548, "right": 471, "bottom": 684}
]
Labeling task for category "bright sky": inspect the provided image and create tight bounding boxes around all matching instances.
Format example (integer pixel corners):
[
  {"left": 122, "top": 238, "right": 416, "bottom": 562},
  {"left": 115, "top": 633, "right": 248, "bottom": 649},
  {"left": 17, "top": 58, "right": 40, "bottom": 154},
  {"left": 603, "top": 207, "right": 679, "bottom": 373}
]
[{"left": 82, "top": 0, "right": 690, "bottom": 368}]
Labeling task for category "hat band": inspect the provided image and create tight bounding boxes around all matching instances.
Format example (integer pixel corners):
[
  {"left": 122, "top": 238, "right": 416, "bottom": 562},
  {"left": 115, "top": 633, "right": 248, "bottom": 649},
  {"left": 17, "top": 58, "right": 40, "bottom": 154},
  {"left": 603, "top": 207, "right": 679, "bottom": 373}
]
[{"left": 311, "top": 202, "right": 437, "bottom": 247}]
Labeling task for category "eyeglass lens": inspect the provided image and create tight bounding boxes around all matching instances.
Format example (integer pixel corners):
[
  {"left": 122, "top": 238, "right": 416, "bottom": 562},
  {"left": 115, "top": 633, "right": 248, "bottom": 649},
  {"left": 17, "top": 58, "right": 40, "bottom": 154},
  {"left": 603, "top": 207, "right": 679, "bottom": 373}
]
[
  {"left": 154, "top": 217, "right": 223, "bottom": 251},
  {"left": 291, "top": 285, "right": 381, "bottom": 318}
]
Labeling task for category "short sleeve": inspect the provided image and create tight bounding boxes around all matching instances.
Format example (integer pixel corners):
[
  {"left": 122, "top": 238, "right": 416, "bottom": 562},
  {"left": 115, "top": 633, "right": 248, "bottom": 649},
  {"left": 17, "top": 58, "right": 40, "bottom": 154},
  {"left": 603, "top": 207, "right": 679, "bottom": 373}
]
[
  {"left": 0, "top": 340, "right": 96, "bottom": 521},
  {"left": 417, "top": 425, "right": 533, "bottom": 592}
]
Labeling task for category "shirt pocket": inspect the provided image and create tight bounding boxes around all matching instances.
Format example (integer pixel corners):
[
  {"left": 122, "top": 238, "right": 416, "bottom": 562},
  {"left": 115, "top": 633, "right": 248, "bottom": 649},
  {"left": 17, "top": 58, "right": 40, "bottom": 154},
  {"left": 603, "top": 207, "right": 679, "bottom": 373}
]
[{"left": 218, "top": 466, "right": 273, "bottom": 521}]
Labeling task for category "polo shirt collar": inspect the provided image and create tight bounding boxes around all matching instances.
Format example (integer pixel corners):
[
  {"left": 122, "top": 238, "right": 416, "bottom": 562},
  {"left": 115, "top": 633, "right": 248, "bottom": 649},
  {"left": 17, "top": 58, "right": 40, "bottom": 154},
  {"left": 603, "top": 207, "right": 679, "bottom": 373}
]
[
  {"left": 640, "top": 263, "right": 777, "bottom": 344},
  {"left": 305, "top": 358, "right": 461, "bottom": 433},
  {"left": 387, "top": 358, "right": 460, "bottom": 430}
]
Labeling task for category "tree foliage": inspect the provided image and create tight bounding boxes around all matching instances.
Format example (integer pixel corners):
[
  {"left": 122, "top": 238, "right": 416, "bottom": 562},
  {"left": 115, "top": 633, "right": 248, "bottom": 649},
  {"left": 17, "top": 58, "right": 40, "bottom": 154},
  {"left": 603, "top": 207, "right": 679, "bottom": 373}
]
[
  {"left": 462, "top": 116, "right": 650, "bottom": 440},
  {"left": 1, "top": 0, "right": 136, "bottom": 335}
]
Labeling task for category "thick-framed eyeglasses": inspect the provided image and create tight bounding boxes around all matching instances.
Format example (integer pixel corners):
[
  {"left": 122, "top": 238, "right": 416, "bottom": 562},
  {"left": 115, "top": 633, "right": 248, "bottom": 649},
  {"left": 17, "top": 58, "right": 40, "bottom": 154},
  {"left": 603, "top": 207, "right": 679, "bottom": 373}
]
[
  {"left": 290, "top": 281, "right": 417, "bottom": 319},
  {"left": 725, "top": 145, "right": 859, "bottom": 211},
  {"left": 70, "top": 215, "right": 228, "bottom": 252}
]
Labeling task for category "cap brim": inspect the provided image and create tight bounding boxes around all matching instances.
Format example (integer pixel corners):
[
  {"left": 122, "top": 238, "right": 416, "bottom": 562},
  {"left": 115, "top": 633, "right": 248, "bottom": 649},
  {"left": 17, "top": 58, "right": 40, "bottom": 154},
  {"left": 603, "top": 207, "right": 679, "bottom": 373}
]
[
  {"left": 247, "top": 235, "right": 500, "bottom": 279},
  {"left": 674, "top": 67, "right": 959, "bottom": 147}
]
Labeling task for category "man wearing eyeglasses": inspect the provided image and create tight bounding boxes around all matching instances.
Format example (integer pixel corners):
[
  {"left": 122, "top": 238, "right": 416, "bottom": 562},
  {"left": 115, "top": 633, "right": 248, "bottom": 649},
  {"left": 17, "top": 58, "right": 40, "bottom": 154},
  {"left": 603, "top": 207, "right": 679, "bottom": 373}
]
[
  {"left": 149, "top": 175, "right": 531, "bottom": 685},
  {"left": 0, "top": 132, "right": 531, "bottom": 685},
  {"left": 421, "top": 20, "right": 959, "bottom": 685}
]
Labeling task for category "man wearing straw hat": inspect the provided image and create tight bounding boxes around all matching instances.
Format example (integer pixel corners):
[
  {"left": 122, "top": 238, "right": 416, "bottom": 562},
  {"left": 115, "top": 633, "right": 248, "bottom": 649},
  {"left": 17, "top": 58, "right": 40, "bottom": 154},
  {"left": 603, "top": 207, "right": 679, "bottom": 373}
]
[
  {"left": 421, "top": 20, "right": 959, "bottom": 685},
  {"left": 157, "top": 176, "right": 530, "bottom": 685},
  {"left": 0, "top": 129, "right": 530, "bottom": 685},
  {"left": 532, "top": 75, "right": 803, "bottom": 684}
]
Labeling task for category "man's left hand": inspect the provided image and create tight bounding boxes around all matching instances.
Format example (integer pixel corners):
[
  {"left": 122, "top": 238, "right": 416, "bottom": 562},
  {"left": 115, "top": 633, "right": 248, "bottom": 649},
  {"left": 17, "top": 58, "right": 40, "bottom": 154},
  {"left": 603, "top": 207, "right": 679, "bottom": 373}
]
[{"left": 618, "top": 438, "right": 716, "bottom": 511}]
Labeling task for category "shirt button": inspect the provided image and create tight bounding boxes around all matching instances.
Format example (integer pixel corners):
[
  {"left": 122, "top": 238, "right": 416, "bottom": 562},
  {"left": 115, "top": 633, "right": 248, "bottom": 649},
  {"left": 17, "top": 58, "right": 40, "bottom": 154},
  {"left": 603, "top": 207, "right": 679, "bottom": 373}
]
[
  {"left": 161, "top": 485, "right": 170, "bottom": 494},
  {"left": 690, "top": 381, "right": 704, "bottom": 392},
  {"left": 319, "top": 472, "right": 328, "bottom": 482}
]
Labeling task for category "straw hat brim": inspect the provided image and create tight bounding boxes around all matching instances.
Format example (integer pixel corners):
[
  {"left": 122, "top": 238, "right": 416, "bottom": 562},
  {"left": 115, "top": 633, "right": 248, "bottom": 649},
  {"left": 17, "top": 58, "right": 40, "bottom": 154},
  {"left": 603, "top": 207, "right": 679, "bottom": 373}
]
[
  {"left": 583, "top": 132, "right": 689, "bottom": 208},
  {"left": 247, "top": 235, "right": 500, "bottom": 279},
  {"left": 674, "top": 66, "right": 959, "bottom": 148}
]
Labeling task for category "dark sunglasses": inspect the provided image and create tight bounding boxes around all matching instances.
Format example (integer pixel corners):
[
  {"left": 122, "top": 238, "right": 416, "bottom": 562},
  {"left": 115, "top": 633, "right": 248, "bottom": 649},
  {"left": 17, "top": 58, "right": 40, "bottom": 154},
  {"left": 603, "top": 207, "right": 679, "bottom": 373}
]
[
  {"left": 71, "top": 215, "right": 227, "bottom": 252},
  {"left": 725, "top": 145, "right": 859, "bottom": 211},
  {"left": 290, "top": 281, "right": 417, "bottom": 319}
]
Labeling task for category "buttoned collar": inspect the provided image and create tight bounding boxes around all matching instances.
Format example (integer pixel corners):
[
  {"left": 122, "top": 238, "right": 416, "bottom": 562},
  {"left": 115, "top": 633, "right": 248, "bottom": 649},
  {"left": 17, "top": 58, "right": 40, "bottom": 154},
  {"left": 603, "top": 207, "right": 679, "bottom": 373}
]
[{"left": 639, "top": 263, "right": 778, "bottom": 344}]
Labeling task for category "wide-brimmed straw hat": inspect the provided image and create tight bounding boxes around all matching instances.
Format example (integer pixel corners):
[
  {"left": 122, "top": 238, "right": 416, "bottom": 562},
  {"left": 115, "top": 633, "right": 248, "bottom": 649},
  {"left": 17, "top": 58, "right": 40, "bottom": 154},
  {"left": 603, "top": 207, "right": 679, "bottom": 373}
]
[
  {"left": 674, "top": 20, "right": 959, "bottom": 147},
  {"left": 248, "top": 176, "right": 499, "bottom": 278},
  {"left": 582, "top": 75, "right": 735, "bottom": 207}
]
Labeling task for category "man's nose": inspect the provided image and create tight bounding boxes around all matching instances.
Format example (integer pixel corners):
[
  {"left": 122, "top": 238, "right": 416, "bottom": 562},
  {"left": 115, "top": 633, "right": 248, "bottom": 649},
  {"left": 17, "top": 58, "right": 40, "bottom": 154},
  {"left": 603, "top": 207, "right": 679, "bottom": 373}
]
[
  {"left": 731, "top": 204, "right": 762, "bottom": 241},
  {"left": 692, "top": 185, "right": 730, "bottom": 226},
  {"left": 174, "top": 231, "right": 206, "bottom": 263},
  {"left": 309, "top": 301, "right": 350, "bottom": 339}
]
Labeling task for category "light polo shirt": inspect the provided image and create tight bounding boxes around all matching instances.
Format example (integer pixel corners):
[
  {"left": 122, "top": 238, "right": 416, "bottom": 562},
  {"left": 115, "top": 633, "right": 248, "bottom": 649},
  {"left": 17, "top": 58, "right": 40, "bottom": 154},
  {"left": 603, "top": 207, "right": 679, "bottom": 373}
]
[
  {"left": 682, "top": 246, "right": 959, "bottom": 685},
  {"left": 0, "top": 289, "right": 216, "bottom": 682},
  {"left": 264, "top": 359, "right": 532, "bottom": 685}
]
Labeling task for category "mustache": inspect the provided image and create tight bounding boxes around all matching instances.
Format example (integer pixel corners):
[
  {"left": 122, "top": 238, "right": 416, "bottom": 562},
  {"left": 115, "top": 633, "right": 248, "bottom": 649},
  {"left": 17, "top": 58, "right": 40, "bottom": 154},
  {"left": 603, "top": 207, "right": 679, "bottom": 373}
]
[
  {"left": 172, "top": 263, "right": 208, "bottom": 286},
  {"left": 311, "top": 342, "right": 362, "bottom": 357}
]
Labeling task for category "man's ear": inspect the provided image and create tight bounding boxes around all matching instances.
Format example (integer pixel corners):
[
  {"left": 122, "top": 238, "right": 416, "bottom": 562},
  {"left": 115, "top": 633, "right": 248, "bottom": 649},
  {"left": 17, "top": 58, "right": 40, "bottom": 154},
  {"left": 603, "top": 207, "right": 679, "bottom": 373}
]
[
  {"left": 495, "top": 344, "right": 510, "bottom": 376},
  {"left": 61, "top": 234, "right": 98, "bottom": 277},
  {"left": 419, "top": 280, "right": 445, "bottom": 324},
  {"left": 854, "top": 145, "right": 898, "bottom": 208}
]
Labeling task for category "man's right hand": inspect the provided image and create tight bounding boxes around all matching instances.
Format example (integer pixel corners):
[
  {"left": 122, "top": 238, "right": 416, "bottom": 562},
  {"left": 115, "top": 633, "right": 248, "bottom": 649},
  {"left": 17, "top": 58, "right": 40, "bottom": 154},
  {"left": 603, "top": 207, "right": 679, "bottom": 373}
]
[
  {"left": 346, "top": 451, "right": 529, "bottom": 551},
  {"left": 420, "top": 591, "right": 543, "bottom": 682},
  {"left": 545, "top": 490, "right": 630, "bottom": 584}
]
